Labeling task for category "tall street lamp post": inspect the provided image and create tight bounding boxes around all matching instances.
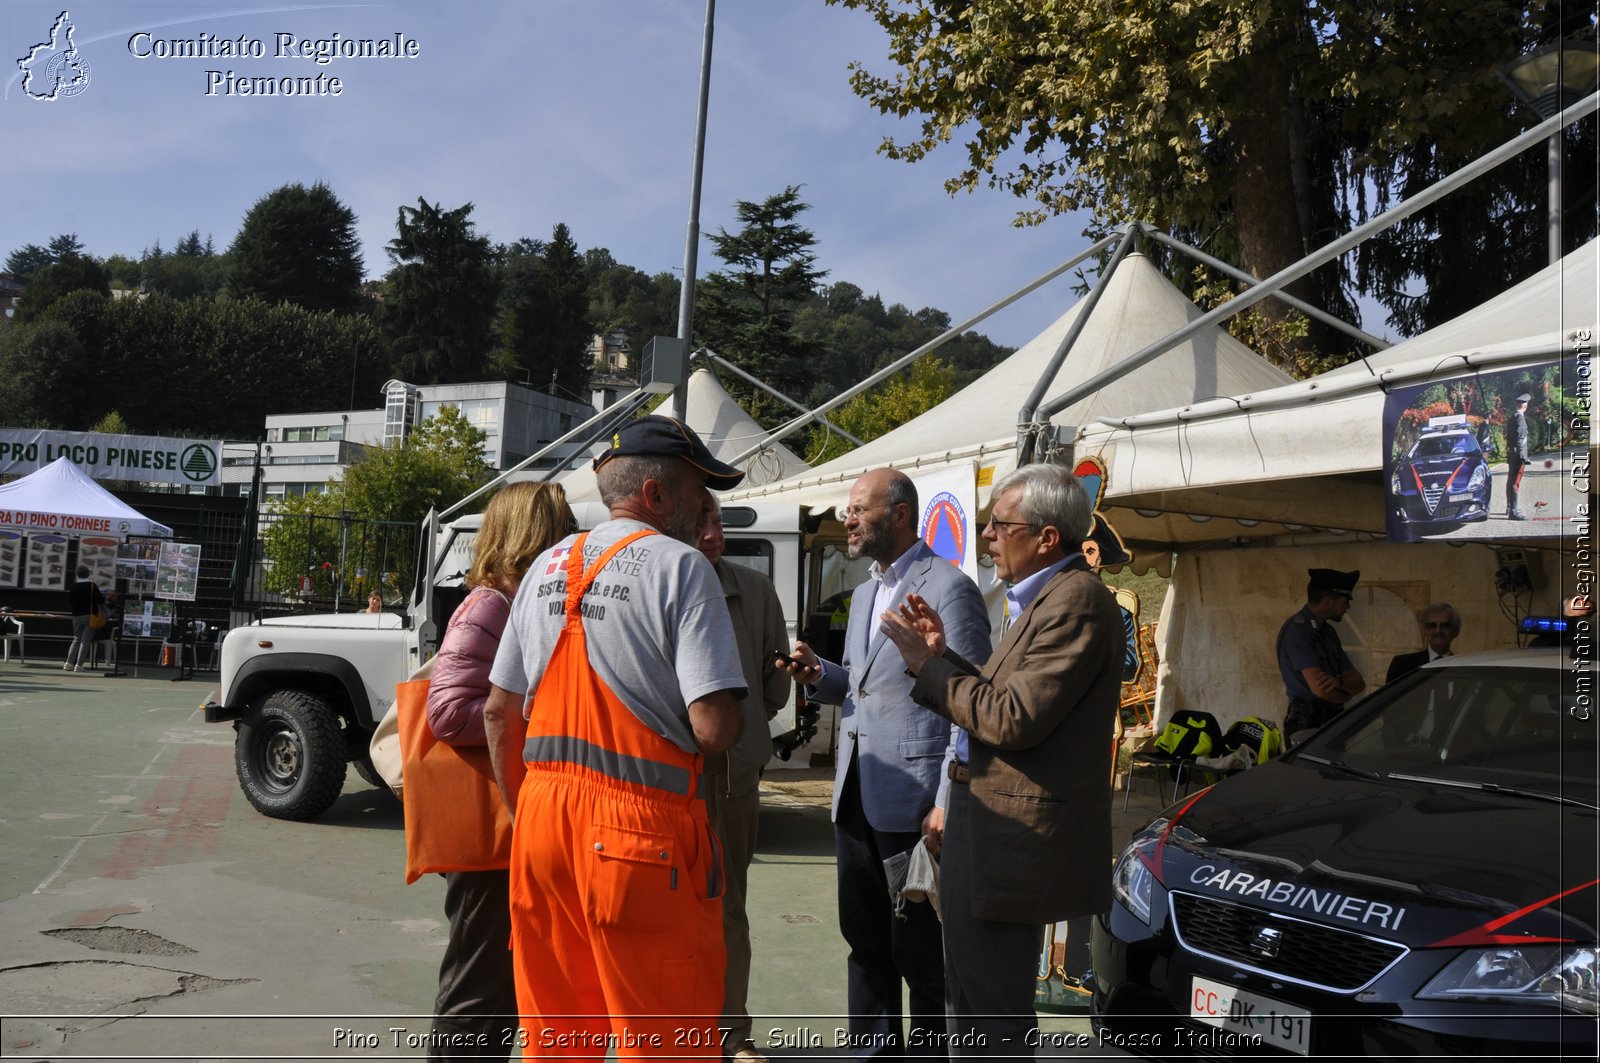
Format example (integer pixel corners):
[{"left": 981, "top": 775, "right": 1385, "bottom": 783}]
[{"left": 1499, "top": 39, "right": 1600, "bottom": 264}]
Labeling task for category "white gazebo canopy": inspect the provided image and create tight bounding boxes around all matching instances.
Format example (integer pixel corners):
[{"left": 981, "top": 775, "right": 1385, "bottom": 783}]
[
  {"left": 0, "top": 456, "right": 173, "bottom": 537},
  {"left": 729, "top": 252, "right": 1296, "bottom": 513}
]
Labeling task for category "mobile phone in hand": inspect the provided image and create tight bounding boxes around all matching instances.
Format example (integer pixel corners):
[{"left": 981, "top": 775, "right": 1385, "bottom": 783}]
[{"left": 771, "top": 650, "right": 801, "bottom": 668}]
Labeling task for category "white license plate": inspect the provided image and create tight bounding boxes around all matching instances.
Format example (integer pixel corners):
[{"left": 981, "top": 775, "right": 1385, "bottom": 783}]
[{"left": 1190, "top": 976, "right": 1311, "bottom": 1055}]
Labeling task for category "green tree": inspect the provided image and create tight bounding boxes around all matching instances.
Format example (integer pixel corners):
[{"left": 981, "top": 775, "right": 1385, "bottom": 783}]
[
  {"left": 4, "top": 243, "right": 53, "bottom": 280},
  {"left": 13, "top": 253, "right": 109, "bottom": 323},
  {"left": 143, "top": 230, "right": 228, "bottom": 300},
  {"left": 0, "top": 318, "right": 93, "bottom": 426},
  {"left": 493, "top": 223, "right": 593, "bottom": 397},
  {"left": 27, "top": 287, "right": 387, "bottom": 437},
  {"left": 809, "top": 356, "right": 957, "bottom": 463},
  {"left": 90, "top": 411, "right": 131, "bottom": 434},
  {"left": 102, "top": 254, "right": 141, "bottom": 291},
  {"left": 695, "top": 186, "right": 828, "bottom": 422},
  {"left": 229, "top": 182, "right": 364, "bottom": 314},
  {"left": 829, "top": 0, "right": 1585, "bottom": 368},
  {"left": 382, "top": 198, "right": 500, "bottom": 384},
  {"left": 341, "top": 405, "right": 493, "bottom": 524},
  {"left": 587, "top": 262, "right": 680, "bottom": 360}
]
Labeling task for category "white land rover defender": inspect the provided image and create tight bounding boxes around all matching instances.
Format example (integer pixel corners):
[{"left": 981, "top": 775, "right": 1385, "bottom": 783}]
[{"left": 205, "top": 501, "right": 813, "bottom": 821}]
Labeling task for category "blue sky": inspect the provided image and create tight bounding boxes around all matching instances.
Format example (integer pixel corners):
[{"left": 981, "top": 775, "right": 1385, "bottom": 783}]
[{"left": 0, "top": 0, "right": 1119, "bottom": 349}]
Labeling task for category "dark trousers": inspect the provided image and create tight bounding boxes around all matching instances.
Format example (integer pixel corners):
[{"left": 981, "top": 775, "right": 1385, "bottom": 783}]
[
  {"left": 706, "top": 779, "right": 761, "bottom": 1048},
  {"left": 941, "top": 782, "right": 1041, "bottom": 1058},
  {"left": 1284, "top": 697, "right": 1341, "bottom": 737},
  {"left": 430, "top": 869, "right": 518, "bottom": 1060},
  {"left": 835, "top": 759, "right": 947, "bottom": 1060},
  {"left": 1507, "top": 458, "right": 1528, "bottom": 516}
]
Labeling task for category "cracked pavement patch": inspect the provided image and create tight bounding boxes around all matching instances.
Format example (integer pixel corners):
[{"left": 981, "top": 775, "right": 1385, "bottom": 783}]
[
  {"left": 42, "top": 926, "right": 197, "bottom": 956},
  {"left": 0, "top": 959, "right": 254, "bottom": 1012}
]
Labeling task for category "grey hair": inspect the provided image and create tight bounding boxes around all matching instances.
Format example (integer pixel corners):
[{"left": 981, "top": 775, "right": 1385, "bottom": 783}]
[
  {"left": 1419, "top": 602, "right": 1461, "bottom": 630},
  {"left": 991, "top": 463, "right": 1093, "bottom": 541},
  {"left": 596, "top": 455, "right": 689, "bottom": 507}
]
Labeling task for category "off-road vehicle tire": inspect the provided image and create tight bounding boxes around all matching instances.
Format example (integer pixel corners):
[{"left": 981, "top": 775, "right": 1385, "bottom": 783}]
[
  {"left": 352, "top": 752, "right": 396, "bottom": 798},
  {"left": 236, "top": 690, "right": 348, "bottom": 820}
]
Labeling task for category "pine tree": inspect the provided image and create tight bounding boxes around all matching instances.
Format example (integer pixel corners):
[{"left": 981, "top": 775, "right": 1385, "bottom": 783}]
[
  {"left": 694, "top": 186, "right": 827, "bottom": 423},
  {"left": 229, "top": 182, "right": 364, "bottom": 314}
]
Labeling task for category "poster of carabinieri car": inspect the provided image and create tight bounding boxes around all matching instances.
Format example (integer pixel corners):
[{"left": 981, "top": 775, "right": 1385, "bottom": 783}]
[{"left": 1384, "top": 357, "right": 1583, "bottom": 542}]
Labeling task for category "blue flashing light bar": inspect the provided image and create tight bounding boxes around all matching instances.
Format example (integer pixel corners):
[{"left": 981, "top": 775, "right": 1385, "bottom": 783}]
[{"left": 1518, "top": 615, "right": 1568, "bottom": 635}]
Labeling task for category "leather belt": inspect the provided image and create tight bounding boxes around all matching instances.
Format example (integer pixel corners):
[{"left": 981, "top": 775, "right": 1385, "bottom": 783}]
[{"left": 947, "top": 760, "right": 970, "bottom": 785}]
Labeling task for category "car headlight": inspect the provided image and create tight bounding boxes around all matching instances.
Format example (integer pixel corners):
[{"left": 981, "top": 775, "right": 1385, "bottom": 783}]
[
  {"left": 1418, "top": 946, "right": 1599, "bottom": 1014},
  {"left": 1468, "top": 464, "right": 1489, "bottom": 489},
  {"left": 1111, "top": 847, "right": 1157, "bottom": 924}
]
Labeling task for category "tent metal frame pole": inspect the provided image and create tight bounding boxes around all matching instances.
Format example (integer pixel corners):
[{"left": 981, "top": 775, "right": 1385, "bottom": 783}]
[
  {"left": 1028, "top": 91, "right": 1600, "bottom": 447},
  {"left": 536, "top": 391, "right": 656, "bottom": 483},
  {"left": 726, "top": 233, "right": 1121, "bottom": 468},
  {"left": 699, "top": 350, "right": 866, "bottom": 447},
  {"left": 440, "top": 387, "right": 652, "bottom": 519},
  {"left": 1140, "top": 228, "right": 1392, "bottom": 352},
  {"left": 670, "top": 0, "right": 716, "bottom": 421},
  {"left": 1015, "top": 223, "right": 1142, "bottom": 465}
]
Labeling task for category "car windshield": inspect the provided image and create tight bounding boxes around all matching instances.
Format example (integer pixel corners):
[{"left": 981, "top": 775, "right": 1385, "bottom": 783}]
[
  {"left": 1300, "top": 665, "right": 1595, "bottom": 800},
  {"left": 1412, "top": 434, "right": 1477, "bottom": 458}
]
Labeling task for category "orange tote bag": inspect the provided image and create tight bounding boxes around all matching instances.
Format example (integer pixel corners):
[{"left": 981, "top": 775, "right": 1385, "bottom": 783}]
[{"left": 396, "top": 666, "right": 514, "bottom": 884}]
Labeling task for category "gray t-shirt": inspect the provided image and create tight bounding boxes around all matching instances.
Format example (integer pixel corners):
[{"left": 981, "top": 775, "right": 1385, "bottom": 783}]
[{"left": 489, "top": 518, "right": 746, "bottom": 754}]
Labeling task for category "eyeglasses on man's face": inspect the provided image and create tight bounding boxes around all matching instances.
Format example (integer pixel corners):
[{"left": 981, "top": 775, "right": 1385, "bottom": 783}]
[
  {"left": 985, "top": 515, "right": 1040, "bottom": 536},
  {"left": 1423, "top": 621, "right": 1456, "bottom": 630},
  {"left": 842, "top": 502, "right": 899, "bottom": 520}
]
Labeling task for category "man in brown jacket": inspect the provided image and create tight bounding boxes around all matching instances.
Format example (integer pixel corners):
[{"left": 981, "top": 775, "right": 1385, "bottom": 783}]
[{"left": 881, "top": 464, "right": 1123, "bottom": 1054}]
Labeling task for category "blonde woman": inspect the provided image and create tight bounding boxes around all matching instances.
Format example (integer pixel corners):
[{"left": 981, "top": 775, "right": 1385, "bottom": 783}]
[{"left": 422, "top": 481, "right": 573, "bottom": 1060}]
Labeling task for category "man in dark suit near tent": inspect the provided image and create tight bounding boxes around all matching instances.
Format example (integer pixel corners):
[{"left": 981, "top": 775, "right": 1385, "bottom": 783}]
[{"left": 1385, "top": 603, "right": 1460, "bottom": 683}]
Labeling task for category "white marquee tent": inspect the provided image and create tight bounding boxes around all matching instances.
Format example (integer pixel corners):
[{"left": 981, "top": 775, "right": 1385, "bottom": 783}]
[
  {"left": 728, "top": 252, "right": 1296, "bottom": 521},
  {"left": 725, "top": 242, "right": 1594, "bottom": 731},
  {"left": 0, "top": 456, "right": 173, "bottom": 538},
  {"left": 1070, "top": 242, "right": 1596, "bottom": 728},
  {"left": 1074, "top": 240, "right": 1598, "bottom": 551}
]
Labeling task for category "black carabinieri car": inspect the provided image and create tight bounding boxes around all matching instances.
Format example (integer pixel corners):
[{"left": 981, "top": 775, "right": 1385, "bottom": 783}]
[
  {"left": 1092, "top": 649, "right": 1597, "bottom": 1057},
  {"left": 1390, "top": 415, "right": 1493, "bottom": 526}
]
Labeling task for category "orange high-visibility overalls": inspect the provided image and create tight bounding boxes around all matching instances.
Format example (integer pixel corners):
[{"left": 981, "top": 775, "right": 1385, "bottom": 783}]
[{"left": 509, "top": 530, "right": 726, "bottom": 1060}]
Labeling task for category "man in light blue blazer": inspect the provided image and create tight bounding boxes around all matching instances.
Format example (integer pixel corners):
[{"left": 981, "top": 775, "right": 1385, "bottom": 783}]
[{"left": 788, "top": 468, "right": 990, "bottom": 1059}]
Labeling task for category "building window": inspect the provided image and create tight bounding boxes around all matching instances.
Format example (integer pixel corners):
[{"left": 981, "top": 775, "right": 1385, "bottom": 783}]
[{"left": 385, "top": 381, "right": 420, "bottom": 446}]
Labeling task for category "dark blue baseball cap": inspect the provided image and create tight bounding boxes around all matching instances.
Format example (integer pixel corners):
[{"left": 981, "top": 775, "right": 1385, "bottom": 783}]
[{"left": 593, "top": 414, "right": 745, "bottom": 490}]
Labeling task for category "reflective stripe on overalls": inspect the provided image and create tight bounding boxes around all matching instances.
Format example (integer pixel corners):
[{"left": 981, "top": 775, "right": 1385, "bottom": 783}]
[{"left": 508, "top": 530, "right": 726, "bottom": 1061}]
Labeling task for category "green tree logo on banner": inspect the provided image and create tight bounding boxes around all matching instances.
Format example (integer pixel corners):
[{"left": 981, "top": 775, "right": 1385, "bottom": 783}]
[{"left": 180, "top": 444, "right": 218, "bottom": 483}]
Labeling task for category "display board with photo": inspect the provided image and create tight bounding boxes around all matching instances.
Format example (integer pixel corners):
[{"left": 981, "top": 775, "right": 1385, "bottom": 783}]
[
  {"left": 122, "top": 599, "right": 174, "bottom": 640},
  {"left": 78, "top": 536, "right": 120, "bottom": 591},
  {"left": 24, "top": 535, "right": 69, "bottom": 590},
  {"left": 0, "top": 531, "right": 20, "bottom": 589},
  {"left": 116, "top": 539, "right": 164, "bottom": 598},
  {"left": 1383, "top": 358, "right": 1580, "bottom": 543},
  {"left": 156, "top": 542, "right": 202, "bottom": 601}
]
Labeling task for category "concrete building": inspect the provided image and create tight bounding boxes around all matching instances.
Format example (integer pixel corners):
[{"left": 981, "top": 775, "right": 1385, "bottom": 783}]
[{"left": 221, "top": 379, "right": 597, "bottom": 500}]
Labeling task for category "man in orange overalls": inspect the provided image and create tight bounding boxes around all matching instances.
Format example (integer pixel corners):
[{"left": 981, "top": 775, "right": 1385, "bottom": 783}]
[{"left": 485, "top": 415, "right": 747, "bottom": 1060}]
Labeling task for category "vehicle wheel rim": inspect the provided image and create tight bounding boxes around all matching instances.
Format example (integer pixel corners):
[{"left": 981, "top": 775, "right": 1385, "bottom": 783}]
[{"left": 259, "top": 724, "right": 301, "bottom": 791}]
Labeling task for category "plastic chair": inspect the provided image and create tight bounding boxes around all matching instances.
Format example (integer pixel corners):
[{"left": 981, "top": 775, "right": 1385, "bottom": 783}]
[{"left": 1, "top": 617, "right": 23, "bottom": 663}]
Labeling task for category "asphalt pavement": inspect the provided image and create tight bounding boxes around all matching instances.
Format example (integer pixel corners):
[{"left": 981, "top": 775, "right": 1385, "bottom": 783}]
[{"left": 0, "top": 663, "right": 1158, "bottom": 1061}]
